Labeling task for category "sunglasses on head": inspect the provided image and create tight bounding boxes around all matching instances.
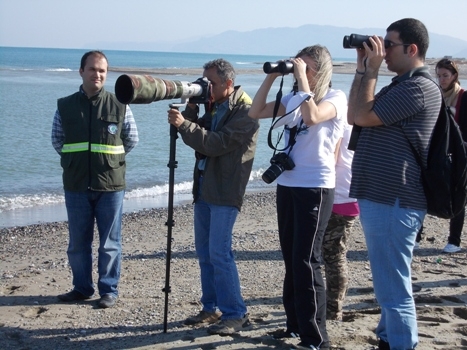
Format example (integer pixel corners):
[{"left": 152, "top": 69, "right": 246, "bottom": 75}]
[{"left": 437, "top": 59, "right": 458, "bottom": 74}]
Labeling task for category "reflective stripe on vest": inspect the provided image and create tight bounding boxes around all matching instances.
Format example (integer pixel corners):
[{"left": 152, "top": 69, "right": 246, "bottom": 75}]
[
  {"left": 62, "top": 142, "right": 88, "bottom": 153},
  {"left": 90, "top": 144, "right": 125, "bottom": 154},
  {"left": 62, "top": 143, "right": 124, "bottom": 154}
]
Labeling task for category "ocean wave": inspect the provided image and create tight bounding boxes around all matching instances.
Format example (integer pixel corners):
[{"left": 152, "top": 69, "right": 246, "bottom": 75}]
[
  {"left": 0, "top": 176, "right": 271, "bottom": 213},
  {"left": 45, "top": 68, "right": 73, "bottom": 72},
  {"left": 0, "top": 193, "right": 64, "bottom": 212},
  {"left": 0, "top": 182, "right": 194, "bottom": 212},
  {"left": 125, "top": 181, "right": 193, "bottom": 199}
]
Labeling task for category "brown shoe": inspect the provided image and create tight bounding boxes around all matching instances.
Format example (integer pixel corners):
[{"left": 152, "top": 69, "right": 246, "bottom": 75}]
[
  {"left": 184, "top": 310, "right": 221, "bottom": 325},
  {"left": 207, "top": 314, "right": 250, "bottom": 335}
]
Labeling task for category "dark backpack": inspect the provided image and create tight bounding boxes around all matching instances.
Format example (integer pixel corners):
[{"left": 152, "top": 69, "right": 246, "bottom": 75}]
[{"left": 411, "top": 71, "right": 467, "bottom": 219}]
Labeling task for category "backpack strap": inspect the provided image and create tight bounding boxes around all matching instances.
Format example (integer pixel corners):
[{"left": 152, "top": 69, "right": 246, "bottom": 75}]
[
  {"left": 404, "top": 70, "right": 445, "bottom": 169},
  {"left": 454, "top": 89, "right": 464, "bottom": 123}
]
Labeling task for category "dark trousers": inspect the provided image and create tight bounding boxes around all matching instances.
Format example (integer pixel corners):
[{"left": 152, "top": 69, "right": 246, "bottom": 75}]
[
  {"left": 276, "top": 185, "right": 334, "bottom": 348},
  {"left": 448, "top": 207, "right": 465, "bottom": 246},
  {"left": 416, "top": 207, "right": 464, "bottom": 246}
]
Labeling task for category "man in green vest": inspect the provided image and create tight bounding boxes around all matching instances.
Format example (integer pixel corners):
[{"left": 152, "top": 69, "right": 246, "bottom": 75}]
[{"left": 51, "top": 50, "right": 138, "bottom": 308}]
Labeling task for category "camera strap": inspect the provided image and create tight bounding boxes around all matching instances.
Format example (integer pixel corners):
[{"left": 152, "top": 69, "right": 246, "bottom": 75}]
[
  {"left": 267, "top": 89, "right": 311, "bottom": 153},
  {"left": 271, "top": 76, "right": 284, "bottom": 124}
]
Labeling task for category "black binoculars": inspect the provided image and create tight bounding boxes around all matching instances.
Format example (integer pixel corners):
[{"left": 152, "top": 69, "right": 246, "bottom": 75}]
[
  {"left": 263, "top": 60, "right": 294, "bottom": 74},
  {"left": 343, "top": 34, "right": 390, "bottom": 49}
]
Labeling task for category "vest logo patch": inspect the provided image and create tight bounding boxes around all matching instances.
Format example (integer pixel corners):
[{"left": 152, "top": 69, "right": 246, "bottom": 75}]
[{"left": 108, "top": 124, "right": 118, "bottom": 135}]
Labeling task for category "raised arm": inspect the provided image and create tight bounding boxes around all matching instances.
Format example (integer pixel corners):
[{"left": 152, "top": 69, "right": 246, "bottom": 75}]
[{"left": 249, "top": 73, "right": 286, "bottom": 119}]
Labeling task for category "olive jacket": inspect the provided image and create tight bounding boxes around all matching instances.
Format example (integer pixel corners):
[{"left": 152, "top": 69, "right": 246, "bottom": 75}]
[{"left": 178, "top": 86, "right": 259, "bottom": 210}]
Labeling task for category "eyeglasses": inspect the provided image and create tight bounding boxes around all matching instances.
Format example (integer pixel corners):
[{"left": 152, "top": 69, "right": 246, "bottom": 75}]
[{"left": 384, "top": 40, "right": 411, "bottom": 49}]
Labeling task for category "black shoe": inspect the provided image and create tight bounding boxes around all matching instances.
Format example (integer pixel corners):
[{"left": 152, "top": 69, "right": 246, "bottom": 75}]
[
  {"left": 378, "top": 339, "right": 390, "bottom": 350},
  {"left": 57, "top": 290, "right": 91, "bottom": 302},
  {"left": 292, "top": 342, "right": 318, "bottom": 350},
  {"left": 98, "top": 294, "right": 117, "bottom": 308},
  {"left": 269, "top": 328, "right": 300, "bottom": 339}
]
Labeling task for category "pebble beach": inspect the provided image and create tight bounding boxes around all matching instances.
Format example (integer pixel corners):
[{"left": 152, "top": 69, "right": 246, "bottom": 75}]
[{"left": 1, "top": 191, "right": 467, "bottom": 350}]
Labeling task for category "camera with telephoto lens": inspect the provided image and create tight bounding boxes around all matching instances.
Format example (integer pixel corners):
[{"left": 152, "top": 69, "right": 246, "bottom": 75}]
[
  {"left": 262, "top": 152, "right": 295, "bottom": 184},
  {"left": 114, "top": 74, "right": 211, "bottom": 105},
  {"left": 343, "top": 34, "right": 390, "bottom": 49},
  {"left": 263, "top": 60, "right": 294, "bottom": 75}
]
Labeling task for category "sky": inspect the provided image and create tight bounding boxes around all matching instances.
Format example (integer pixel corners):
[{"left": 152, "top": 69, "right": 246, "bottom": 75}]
[{"left": 0, "top": 0, "right": 466, "bottom": 50}]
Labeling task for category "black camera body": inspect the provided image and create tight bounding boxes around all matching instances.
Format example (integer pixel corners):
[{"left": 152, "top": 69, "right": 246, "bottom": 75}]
[
  {"left": 263, "top": 60, "right": 294, "bottom": 75},
  {"left": 262, "top": 152, "right": 295, "bottom": 184},
  {"left": 188, "top": 77, "right": 211, "bottom": 104},
  {"left": 343, "top": 34, "right": 390, "bottom": 49}
]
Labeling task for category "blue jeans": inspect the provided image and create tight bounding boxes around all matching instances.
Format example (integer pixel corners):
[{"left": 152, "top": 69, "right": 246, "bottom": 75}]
[
  {"left": 65, "top": 190, "right": 124, "bottom": 298},
  {"left": 358, "top": 198, "right": 425, "bottom": 350},
  {"left": 193, "top": 198, "right": 247, "bottom": 320}
]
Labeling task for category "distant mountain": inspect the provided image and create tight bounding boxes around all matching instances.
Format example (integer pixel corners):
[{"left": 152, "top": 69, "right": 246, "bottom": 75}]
[{"left": 89, "top": 24, "right": 467, "bottom": 59}]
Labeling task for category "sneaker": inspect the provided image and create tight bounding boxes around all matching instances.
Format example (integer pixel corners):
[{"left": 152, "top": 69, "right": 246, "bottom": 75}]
[
  {"left": 268, "top": 328, "right": 300, "bottom": 339},
  {"left": 184, "top": 310, "right": 221, "bottom": 325},
  {"left": 207, "top": 314, "right": 250, "bottom": 335},
  {"left": 57, "top": 290, "right": 91, "bottom": 302},
  {"left": 443, "top": 243, "right": 461, "bottom": 253},
  {"left": 98, "top": 294, "right": 117, "bottom": 308}
]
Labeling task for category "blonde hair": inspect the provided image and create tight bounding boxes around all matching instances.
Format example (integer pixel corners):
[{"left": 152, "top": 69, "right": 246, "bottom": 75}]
[{"left": 295, "top": 45, "right": 333, "bottom": 103}]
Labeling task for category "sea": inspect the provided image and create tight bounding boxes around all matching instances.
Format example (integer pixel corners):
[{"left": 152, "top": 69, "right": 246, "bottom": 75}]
[{"left": 2, "top": 46, "right": 459, "bottom": 229}]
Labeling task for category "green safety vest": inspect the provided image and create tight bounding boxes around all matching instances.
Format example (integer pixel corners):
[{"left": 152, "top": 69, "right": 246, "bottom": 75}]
[{"left": 58, "top": 87, "right": 127, "bottom": 192}]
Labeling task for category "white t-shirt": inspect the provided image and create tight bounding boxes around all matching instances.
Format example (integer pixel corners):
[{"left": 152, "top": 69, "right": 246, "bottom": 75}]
[
  {"left": 277, "top": 88, "right": 347, "bottom": 188},
  {"left": 334, "top": 123, "right": 357, "bottom": 204}
]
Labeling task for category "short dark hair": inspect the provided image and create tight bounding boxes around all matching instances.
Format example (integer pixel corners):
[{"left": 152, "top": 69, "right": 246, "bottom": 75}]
[
  {"left": 80, "top": 50, "right": 108, "bottom": 71},
  {"left": 386, "top": 18, "right": 429, "bottom": 59},
  {"left": 203, "top": 58, "right": 235, "bottom": 84}
]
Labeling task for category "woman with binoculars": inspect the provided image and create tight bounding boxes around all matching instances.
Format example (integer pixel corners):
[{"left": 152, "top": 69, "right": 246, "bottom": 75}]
[{"left": 249, "top": 45, "right": 347, "bottom": 350}]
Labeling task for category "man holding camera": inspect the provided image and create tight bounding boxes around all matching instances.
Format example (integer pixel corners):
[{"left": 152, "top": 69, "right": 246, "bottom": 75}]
[
  {"left": 347, "top": 18, "right": 440, "bottom": 349},
  {"left": 167, "top": 58, "right": 259, "bottom": 335},
  {"left": 51, "top": 50, "right": 139, "bottom": 308}
]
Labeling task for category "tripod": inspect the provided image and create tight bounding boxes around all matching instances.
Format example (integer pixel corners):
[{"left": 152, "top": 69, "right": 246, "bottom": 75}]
[{"left": 162, "top": 103, "right": 183, "bottom": 333}]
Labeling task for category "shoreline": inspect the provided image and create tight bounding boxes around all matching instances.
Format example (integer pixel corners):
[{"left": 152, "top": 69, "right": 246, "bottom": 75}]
[
  {"left": 109, "top": 58, "right": 467, "bottom": 79},
  {"left": 0, "top": 187, "right": 275, "bottom": 230}
]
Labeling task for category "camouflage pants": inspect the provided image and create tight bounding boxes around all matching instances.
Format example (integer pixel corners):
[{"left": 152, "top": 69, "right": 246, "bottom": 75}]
[{"left": 322, "top": 212, "right": 357, "bottom": 321}]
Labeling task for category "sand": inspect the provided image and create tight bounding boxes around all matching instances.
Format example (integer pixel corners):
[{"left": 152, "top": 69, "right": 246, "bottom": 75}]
[{"left": 1, "top": 190, "right": 466, "bottom": 350}]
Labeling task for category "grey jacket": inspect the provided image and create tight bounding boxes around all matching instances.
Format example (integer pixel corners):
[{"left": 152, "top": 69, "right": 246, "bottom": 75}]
[{"left": 178, "top": 86, "right": 259, "bottom": 210}]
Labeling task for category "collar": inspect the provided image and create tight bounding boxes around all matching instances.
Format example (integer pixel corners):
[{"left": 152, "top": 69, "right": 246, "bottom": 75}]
[
  {"left": 392, "top": 66, "right": 431, "bottom": 84},
  {"left": 79, "top": 85, "right": 104, "bottom": 99}
]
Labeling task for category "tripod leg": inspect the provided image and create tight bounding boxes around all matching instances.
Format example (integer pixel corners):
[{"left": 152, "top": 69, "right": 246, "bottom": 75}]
[{"left": 163, "top": 124, "right": 178, "bottom": 333}]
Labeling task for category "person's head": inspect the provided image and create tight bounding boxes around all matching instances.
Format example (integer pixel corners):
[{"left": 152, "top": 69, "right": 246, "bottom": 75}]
[
  {"left": 79, "top": 50, "right": 108, "bottom": 96},
  {"left": 384, "top": 18, "right": 429, "bottom": 75},
  {"left": 436, "top": 58, "right": 460, "bottom": 91},
  {"left": 203, "top": 59, "right": 235, "bottom": 104},
  {"left": 295, "top": 45, "right": 333, "bottom": 103}
]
